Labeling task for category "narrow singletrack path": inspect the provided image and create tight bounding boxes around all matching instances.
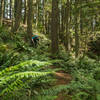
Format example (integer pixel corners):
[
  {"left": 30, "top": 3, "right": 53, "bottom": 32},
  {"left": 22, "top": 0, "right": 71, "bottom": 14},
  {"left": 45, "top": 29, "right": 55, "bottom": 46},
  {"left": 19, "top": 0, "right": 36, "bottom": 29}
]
[
  {"left": 50, "top": 66, "right": 72, "bottom": 100},
  {"left": 55, "top": 72, "right": 72, "bottom": 100}
]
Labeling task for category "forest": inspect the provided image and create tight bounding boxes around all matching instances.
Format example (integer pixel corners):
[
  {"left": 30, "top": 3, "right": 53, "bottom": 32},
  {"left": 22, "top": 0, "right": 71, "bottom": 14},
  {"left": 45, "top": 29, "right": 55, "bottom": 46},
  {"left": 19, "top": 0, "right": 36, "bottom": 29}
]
[{"left": 0, "top": 0, "right": 100, "bottom": 100}]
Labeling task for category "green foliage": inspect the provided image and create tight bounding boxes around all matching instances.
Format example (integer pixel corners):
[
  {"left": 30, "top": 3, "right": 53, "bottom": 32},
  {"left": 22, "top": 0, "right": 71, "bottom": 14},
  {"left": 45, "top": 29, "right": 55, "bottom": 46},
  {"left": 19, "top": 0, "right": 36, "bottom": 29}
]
[
  {"left": 50, "top": 56, "right": 100, "bottom": 100},
  {"left": 0, "top": 49, "right": 24, "bottom": 69},
  {"left": 58, "top": 55, "right": 100, "bottom": 72},
  {"left": 0, "top": 25, "right": 100, "bottom": 100},
  {"left": 94, "top": 67, "right": 100, "bottom": 80},
  {"left": 0, "top": 27, "right": 52, "bottom": 69},
  {"left": 0, "top": 44, "right": 8, "bottom": 52},
  {"left": 75, "top": 56, "right": 99, "bottom": 70},
  {"left": 0, "top": 60, "right": 55, "bottom": 100},
  {"left": 0, "top": 26, "right": 12, "bottom": 42},
  {"left": 0, "top": 71, "right": 52, "bottom": 95},
  {"left": 64, "top": 57, "right": 100, "bottom": 100},
  {"left": 33, "top": 95, "right": 57, "bottom": 100},
  {"left": 41, "top": 85, "right": 69, "bottom": 96},
  {"left": 88, "top": 35, "right": 100, "bottom": 57},
  {"left": 0, "top": 60, "right": 52, "bottom": 76}
]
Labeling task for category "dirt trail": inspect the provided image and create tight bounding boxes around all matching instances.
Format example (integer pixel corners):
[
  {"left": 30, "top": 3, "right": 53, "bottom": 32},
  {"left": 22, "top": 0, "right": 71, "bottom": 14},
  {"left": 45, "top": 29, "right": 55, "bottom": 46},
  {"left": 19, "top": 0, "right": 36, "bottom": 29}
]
[
  {"left": 50, "top": 66, "right": 72, "bottom": 100},
  {"left": 55, "top": 72, "right": 72, "bottom": 85},
  {"left": 55, "top": 72, "right": 72, "bottom": 100}
]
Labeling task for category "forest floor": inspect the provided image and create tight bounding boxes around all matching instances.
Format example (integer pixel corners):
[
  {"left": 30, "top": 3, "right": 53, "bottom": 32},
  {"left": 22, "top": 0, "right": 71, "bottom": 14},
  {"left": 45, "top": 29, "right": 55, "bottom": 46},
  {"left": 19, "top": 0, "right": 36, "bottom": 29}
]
[{"left": 50, "top": 66, "right": 72, "bottom": 100}]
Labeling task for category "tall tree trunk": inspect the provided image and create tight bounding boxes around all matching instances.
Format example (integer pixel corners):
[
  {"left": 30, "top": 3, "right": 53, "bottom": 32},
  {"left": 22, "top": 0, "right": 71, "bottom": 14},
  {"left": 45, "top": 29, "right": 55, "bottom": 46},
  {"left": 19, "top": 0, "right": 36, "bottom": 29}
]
[
  {"left": 6, "top": 1, "right": 9, "bottom": 19},
  {"left": 12, "top": 0, "right": 22, "bottom": 33},
  {"left": 61, "top": 5, "right": 64, "bottom": 35},
  {"left": 60, "top": 4, "right": 65, "bottom": 44},
  {"left": 23, "top": 0, "right": 27, "bottom": 24},
  {"left": 65, "top": 0, "right": 70, "bottom": 52},
  {"left": 45, "top": 12, "right": 48, "bottom": 34},
  {"left": 51, "top": 0, "right": 59, "bottom": 54},
  {"left": 79, "top": 0, "right": 83, "bottom": 53},
  {"left": 42, "top": 0, "right": 46, "bottom": 34},
  {"left": 0, "top": 0, "right": 4, "bottom": 26},
  {"left": 10, "top": 0, "right": 12, "bottom": 19},
  {"left": 69, "top": 0, "right": 73, "bottom": 51},
  {"left": 27, "top": 0, "right": 33, "bottom": 41},
  {"left": 3, "top": 0, "right": 5, "bottom": 18},
  {"left": 75, "top": 0, "right": 79, "bottom": 58},
  {"left": 80, "top": 0, "right": 83, "bottom": 34},
  {"left": 47, "top": 12, "right": 51, "bottom": 35},
  {"left": 14, "top": 0, "right": 17, "bottom": 18},
  {"left": 11, "top": 0, "right": 14, "bottom": 29},
  {"left": 36, "top": 0, "right": 39, "bottom": 28}
]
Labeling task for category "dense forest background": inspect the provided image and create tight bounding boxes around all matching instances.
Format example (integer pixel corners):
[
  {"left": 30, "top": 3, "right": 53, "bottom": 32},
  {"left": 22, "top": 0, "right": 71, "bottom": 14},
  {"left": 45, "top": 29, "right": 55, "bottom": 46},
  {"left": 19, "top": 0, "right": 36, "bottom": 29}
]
[{"left": 0, "top": 0, "right": 100, "bottom": 100}]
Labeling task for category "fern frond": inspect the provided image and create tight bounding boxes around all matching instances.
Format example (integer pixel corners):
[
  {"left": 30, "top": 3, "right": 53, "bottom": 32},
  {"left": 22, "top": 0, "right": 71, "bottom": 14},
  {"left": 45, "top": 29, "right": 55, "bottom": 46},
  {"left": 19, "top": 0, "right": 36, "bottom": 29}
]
[
  {"left": 0, "top": 71, "right": 52, "bottom": 86},
  {"left": 0, "top": 71, "right": 53, "bottom": 96},
  {"left": 0, "top": 60, "right": 52, "bottom": 77},
  {"left": 0, "top": 79, "right": 24, "bottom": 96}
]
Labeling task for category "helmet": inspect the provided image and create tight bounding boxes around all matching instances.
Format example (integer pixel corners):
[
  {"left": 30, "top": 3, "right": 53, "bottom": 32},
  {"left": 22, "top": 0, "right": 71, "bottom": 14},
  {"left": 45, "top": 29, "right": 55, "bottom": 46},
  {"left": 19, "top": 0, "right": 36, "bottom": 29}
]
[{"left": 32, "top": 33, "right": 34, "bottom": 35}]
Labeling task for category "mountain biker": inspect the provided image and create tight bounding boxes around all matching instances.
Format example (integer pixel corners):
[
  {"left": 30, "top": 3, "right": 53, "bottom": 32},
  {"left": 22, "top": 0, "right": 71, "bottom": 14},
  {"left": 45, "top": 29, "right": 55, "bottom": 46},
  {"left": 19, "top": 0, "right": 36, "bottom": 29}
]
[{"left": 32, "top": 33, "right": 39, "bottom": 47}]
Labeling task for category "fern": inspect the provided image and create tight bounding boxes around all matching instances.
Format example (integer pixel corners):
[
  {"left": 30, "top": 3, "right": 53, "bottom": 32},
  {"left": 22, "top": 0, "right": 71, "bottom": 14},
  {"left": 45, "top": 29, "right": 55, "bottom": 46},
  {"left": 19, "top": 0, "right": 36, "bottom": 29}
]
[
  {"left": 0, "top": 60, "right": 56, "bottom": 98},
  {"left": 0, "top": 71, "right": 53, "bottom": 96},
  {"left": 0, "top": 60, "right": 52, "bottom": 77}
]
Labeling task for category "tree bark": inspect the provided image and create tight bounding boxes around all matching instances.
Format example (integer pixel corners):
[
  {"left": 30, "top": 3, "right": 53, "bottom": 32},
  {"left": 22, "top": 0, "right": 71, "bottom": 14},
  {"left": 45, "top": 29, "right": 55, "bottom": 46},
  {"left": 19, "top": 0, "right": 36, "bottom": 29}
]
[
  {"left": 75, "top": 0, "right": 79, "bottom": 58},
  {"left": 11, "top": 0, "right": 22, "bottom": 33},
  {"left": 51, "top": 0, "right": 59, "bottom": 54},
  {"left": 23, "top": 0, "right": 27, "bottom": 24},
  {"left": 27, "top": 0, "right": 33, "bottom": 41},
  {"left": 80, "top": 0, "right": 83, "bottom": 34},
  {"left": 10, "top": 0, "right": 12, "bottom": 19},
  {"left": 0, "top": 0, "right": 4, "bottom": 26},
  {"left": 65, "top": 0, "right": 70, "bottom": 52}
]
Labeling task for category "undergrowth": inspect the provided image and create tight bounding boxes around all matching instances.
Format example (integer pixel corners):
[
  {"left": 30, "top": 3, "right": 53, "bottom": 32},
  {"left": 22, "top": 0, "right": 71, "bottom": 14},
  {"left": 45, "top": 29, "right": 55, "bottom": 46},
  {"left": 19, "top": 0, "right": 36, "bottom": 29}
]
[
  {"left": 0, "top": 60, "right": 57, "bottom": 100},
  {"left": 0, "top": 26, "right": 100, "bottom": 100},
  {"left": 43, "top": 56, "right": 100, "bottom": 100}
]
